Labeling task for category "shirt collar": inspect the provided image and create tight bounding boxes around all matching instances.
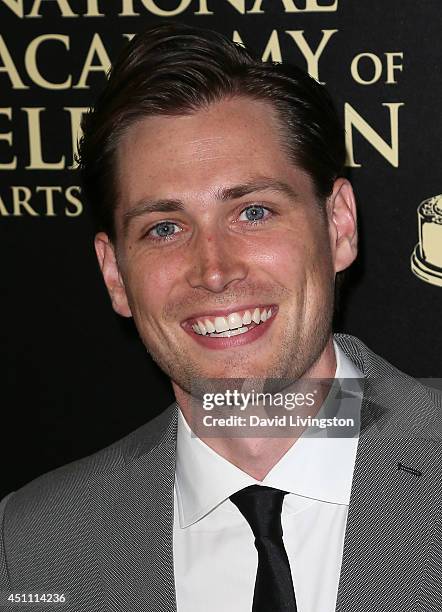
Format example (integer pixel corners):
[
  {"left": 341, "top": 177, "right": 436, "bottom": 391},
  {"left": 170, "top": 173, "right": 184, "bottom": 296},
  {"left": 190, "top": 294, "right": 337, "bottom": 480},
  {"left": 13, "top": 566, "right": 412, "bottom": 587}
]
[{"left": 175, "top": 342, "right": 363, "bottom": 528}]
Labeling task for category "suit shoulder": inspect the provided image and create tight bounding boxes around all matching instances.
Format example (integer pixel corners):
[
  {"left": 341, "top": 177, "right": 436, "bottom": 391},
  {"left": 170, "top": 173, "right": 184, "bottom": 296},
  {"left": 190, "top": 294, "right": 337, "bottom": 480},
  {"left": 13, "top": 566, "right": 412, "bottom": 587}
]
[
  {"left": 1, "top": 403, "right": 177, "bottom": 526},
  {"left": 335, "top": 333, "right": 442, "bottom": 420}
]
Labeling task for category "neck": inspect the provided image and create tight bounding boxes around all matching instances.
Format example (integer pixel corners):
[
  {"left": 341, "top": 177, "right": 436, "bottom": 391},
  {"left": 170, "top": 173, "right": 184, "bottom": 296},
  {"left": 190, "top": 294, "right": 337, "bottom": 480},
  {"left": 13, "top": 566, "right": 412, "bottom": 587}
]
[{"left": 173, "top": 337, "right": 337, "bottom": 481}]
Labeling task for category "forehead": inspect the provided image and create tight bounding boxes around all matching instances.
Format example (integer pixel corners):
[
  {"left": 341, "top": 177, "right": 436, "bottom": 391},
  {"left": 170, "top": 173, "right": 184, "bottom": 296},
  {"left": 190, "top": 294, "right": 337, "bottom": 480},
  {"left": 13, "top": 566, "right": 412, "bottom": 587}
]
[{"left": 115, "top": 96, "right": 312, "bottom": 210}]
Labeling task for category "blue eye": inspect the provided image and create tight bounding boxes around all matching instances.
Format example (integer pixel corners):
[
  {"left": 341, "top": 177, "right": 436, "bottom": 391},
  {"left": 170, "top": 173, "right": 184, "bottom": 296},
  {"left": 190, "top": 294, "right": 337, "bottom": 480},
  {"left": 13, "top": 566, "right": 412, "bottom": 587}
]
[
  {"left": 149, "top": 221, "right": 182, "bottom": 240},
  {"left": 240, "top": 205, "right": 270, "bottom": 223}
]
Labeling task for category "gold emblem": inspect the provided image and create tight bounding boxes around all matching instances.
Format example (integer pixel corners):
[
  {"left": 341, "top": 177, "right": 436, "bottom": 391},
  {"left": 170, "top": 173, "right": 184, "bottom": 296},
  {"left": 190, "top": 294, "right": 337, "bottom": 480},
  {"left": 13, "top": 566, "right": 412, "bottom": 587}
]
[{"left": 411, "top": 194, "right": 442, "bottom": 287}]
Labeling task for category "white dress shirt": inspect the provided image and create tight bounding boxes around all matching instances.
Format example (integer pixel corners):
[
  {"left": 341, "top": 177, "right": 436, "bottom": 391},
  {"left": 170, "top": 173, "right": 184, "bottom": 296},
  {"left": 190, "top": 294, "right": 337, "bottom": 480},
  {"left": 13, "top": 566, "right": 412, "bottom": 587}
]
[{"left": 173, "top": 343, "right": 363, "bottom": 612}]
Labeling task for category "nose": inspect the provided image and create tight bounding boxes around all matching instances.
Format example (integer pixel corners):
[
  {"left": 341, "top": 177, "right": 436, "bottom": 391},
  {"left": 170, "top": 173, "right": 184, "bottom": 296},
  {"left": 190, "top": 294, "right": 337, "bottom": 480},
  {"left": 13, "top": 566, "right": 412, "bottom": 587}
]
[{"left": 185, "top": 230, "right": 248, "bottom": 293}]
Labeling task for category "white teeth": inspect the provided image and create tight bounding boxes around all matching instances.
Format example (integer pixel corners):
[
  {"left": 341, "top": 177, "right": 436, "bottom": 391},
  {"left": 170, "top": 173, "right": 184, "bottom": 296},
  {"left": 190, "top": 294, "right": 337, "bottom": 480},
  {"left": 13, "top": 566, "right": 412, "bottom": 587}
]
[
  {"left": 208, "top": 327, "right": 249, "bottom": 338},
  {"left": 242, "top": 310, "right": 252, "bottom": 325},
  {"left": 227, "top": 312, "right": 243, "bottom": 330},
  {"left": 214, "top": 316, "right": 229, "bottom": 333},
  {"left": 204, "top": 319, "right": 216, "bottom": 333},
  {"left": 197, "top": 320, "right": 207, "bottom": 335},
  {"left": 191, "top": 307, "right": 275, "bottom": 335},
  {"left": 252, "top": 308, "right": 261, "bottom": 324}
]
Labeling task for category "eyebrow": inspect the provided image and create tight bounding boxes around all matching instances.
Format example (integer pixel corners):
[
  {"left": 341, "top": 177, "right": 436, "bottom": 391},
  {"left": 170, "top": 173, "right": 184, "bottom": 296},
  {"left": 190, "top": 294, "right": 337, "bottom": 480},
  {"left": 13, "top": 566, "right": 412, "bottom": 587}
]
[{"left": 121, "top": 177, "right": 298, "bottom": 235}]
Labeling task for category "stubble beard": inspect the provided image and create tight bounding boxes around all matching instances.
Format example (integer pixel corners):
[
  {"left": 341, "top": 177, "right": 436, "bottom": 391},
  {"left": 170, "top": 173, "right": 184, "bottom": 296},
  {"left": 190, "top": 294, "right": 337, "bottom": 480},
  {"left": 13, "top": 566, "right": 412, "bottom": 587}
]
[{"left": 143, "top": 288, "right": 334, "bottom": 401}]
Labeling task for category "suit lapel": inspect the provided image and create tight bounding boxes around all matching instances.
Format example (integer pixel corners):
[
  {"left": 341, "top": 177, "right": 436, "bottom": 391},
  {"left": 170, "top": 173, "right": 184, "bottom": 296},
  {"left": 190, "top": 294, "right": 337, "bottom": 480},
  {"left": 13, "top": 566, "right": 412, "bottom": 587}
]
[
  {"left": 335, "top": 386, "right": 442, "bottom": 611},
  {"left": 90, "top": 406, "right": 178, "bottom": 612}
]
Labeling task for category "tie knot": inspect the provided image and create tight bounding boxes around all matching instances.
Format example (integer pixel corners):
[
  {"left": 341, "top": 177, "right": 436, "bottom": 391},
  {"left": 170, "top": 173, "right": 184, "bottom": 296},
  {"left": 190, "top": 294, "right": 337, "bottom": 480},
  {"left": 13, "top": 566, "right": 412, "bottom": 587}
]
[{"left": 230, "top": 485, "right": 287, "bottom": 540}]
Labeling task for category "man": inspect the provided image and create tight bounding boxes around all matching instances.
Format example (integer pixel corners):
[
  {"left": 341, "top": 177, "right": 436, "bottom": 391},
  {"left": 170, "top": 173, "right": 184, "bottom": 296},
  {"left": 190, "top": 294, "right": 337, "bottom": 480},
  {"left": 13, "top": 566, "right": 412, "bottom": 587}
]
[{"left": 1, "top": 22, "right": 441, "bottom": 612}]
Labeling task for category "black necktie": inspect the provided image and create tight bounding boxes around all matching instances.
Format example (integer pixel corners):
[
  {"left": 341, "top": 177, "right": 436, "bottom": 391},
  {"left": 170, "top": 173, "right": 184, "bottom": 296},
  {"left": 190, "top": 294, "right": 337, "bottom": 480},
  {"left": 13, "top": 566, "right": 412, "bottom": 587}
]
[{"left": 230, "top": 485, "right": 298, "bottom": 611}]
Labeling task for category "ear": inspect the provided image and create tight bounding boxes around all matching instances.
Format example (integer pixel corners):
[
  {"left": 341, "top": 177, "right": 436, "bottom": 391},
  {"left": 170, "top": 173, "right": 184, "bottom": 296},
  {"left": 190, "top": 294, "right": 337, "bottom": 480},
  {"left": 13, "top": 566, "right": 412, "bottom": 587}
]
[
  {"left": 94, "top": 232, "right": 132, "bottom": 318},
  {"left": 327, "top": 178, "right": 358, "bottom": 273}
]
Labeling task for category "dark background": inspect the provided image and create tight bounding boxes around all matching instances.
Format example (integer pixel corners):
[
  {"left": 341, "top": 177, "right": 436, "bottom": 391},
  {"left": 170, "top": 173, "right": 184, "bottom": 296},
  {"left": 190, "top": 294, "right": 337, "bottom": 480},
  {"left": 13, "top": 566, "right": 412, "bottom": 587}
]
[{"left": 1, "top": 0, "right": 441, "bottom": 500}]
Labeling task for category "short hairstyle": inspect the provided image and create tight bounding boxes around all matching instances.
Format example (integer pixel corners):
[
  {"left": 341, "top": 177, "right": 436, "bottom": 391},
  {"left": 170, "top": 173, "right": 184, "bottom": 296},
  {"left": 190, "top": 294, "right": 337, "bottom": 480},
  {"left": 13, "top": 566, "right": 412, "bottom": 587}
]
[{"left": 78, "top": 22, "right": 346, "bottom": 241}]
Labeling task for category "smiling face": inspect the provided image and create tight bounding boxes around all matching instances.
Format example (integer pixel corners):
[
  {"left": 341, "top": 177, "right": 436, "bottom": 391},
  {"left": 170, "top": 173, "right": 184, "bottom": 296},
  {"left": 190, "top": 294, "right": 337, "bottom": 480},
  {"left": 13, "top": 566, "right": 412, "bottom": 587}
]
[{"left": 95, "top": 96, "right": 357, "bottom": 400}]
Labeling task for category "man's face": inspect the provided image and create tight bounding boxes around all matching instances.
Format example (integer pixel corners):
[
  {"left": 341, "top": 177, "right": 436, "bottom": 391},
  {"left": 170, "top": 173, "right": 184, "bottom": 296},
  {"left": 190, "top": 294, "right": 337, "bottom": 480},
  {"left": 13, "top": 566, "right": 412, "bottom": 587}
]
[{"left": 96, "top": 96, "right": 356, "bottom": 396}]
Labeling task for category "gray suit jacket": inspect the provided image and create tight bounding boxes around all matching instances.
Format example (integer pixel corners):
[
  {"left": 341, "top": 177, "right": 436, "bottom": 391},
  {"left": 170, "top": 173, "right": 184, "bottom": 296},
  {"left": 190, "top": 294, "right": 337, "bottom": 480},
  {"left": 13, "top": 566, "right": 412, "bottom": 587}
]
[{"left": 1, "top": 334, "right": 441, "bottom": 611}]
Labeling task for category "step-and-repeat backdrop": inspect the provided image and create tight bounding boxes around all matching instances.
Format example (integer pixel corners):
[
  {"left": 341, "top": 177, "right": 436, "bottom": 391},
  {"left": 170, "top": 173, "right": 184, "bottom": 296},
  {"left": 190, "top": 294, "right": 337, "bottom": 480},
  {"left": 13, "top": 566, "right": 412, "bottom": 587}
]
[{"left": 1, "top": 0, "right": 440, "bottom": 496}]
